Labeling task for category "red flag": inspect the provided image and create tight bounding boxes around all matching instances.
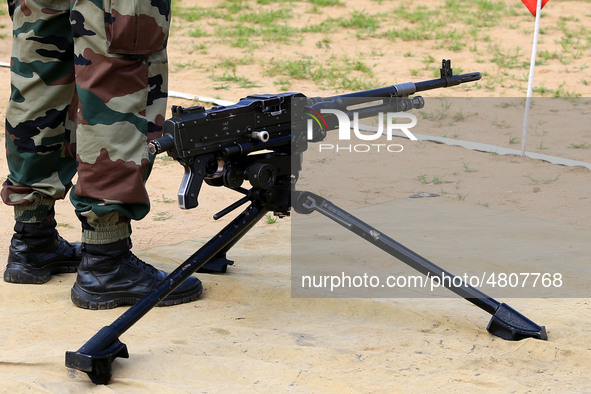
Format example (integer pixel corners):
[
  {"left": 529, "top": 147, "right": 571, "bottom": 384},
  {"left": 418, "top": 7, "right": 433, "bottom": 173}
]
[{"left": 521, "top": 0, "right": 550, "bottom": 16}]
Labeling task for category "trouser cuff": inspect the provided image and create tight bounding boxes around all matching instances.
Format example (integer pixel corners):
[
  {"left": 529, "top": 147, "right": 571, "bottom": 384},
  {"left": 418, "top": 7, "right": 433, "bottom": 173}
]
[
  {"left": 14, "top": 201, "right": 55, "bottom": 223},
  {"left": 81, "top": 222, "right": 131, "bottom": 244}
]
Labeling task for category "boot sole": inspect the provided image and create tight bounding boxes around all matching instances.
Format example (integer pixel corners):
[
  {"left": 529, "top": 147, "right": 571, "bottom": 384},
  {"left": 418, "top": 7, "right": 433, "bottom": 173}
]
[
  {"left": 70, "top": 281, "right": 203, "bottom": 310},
  {"left": 3, "top": 262, "right": 79, "bottom": 284}
]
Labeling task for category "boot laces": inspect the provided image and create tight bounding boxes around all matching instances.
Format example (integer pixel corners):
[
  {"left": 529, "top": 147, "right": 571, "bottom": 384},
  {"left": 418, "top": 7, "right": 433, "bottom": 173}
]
[{"left": 127, "top": 252, "right": 160, "bottom": 276}]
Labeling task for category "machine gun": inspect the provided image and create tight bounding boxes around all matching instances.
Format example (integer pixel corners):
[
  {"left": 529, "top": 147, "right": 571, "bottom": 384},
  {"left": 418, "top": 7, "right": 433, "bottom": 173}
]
[
  {"left": 150, "top": 59, "right": 475, "bottom": 212},
  {"left": 65, "top": 60, "right": 547, "bottom": 384}
]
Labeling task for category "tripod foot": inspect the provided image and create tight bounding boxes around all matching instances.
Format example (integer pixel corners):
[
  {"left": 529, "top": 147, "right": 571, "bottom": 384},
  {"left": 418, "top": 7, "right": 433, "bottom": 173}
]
[
  {"left": 65, "top": 327, "right": 129, "bottom": 384},
  {"left": 487, "top": 303, "right": 547, "bottom": 341},
  {"left": 197, "top": 253, "right": 234, "bottom": 273}
]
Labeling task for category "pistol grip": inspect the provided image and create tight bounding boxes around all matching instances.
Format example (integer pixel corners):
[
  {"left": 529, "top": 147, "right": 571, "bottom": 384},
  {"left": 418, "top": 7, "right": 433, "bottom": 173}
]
[{"left": 178, "top": 158, "right": 210, "bottom": 209}]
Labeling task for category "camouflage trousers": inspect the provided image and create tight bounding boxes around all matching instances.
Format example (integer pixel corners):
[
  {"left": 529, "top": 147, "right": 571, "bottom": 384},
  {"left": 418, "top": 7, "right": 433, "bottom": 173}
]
[{"left": 2, "top": 0, "right": 171, "bottom": 244}]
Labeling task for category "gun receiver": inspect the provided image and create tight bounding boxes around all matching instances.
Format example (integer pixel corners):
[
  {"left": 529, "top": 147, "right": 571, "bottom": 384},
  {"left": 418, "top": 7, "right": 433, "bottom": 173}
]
[{"left": 149, "top": 59, "right": 481, "bottom": 211}]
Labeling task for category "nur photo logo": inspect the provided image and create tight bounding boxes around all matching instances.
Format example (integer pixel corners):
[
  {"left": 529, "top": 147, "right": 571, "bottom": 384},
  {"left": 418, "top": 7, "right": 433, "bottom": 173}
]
[{"left": 305, "top": 107, "right": 419, "bottom": 153}]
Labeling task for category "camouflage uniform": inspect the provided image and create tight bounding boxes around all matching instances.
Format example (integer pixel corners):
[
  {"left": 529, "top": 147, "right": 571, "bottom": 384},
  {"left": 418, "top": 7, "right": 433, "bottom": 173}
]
[{"left": 2, "top": 0, "right": 171, "bottom": 244}]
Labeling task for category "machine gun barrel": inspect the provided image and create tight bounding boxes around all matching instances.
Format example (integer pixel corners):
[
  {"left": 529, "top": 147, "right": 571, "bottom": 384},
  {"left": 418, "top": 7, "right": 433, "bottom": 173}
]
[
  {"left": 330, "top": 59, "right": 480, "bottom": 100},
  {"left": 311, "top": 59, "right": 480, "bottom": 111},
  {"left": 414, "top": 71, "right": 481, "bottom": 92}
]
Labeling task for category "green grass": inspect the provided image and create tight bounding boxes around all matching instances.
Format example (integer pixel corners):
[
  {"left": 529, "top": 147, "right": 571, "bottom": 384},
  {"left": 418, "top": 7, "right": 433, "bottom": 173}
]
[
  {"left": 308, "top": 0, "right": 343, "bottom": 5},
  {"left": 264, "top": 214, "right": 278, "bottom": 224},
  {"left": 173, "top": 5, "right": 222, "bottom": 21},
  {"left": 153, "top": 211, "right": 173, "bottom": 221},
  {"left": 462, "top": 162, "right": 478, "bottom": 173},
  {"left": 168, "top": 0, "right": 589, "bottom": 97},
  {"left": 237, "top": 8, "right": 292, "bottom": 25},
  {"left": 490, "top": 46, "right": 524, "bottom": 69},
  {"left": 264, "top": 55, "right": 376, "bottom": 90},
  {"left": 393, "top": 5, "right": 438, "bottom": 24},
  {"left": 211, "top": 72, "right": 261, "bottom": 89},
  {"left": 156, "top": 155, "right": 177, "bottom": 165},
  {"left": 383, "top": 27, "right": 431, "bottom": 41},
  {"left": 188, "top": 27, "right": 209, "bottom": 38},
  {"left": 457, "top": 192, "right": 469, "bottom": 201},
  {"left": 155, "top": 196, "right": 176, "bottom": 204},
  {"left": 339, "top": 10, "right": 381, "bottom": 32},
  {"left": 568, "top": 142, "right": 590, "bottom": 149},
  {"left": 416, "top": 174, "right": 452, "bottom": 185}
]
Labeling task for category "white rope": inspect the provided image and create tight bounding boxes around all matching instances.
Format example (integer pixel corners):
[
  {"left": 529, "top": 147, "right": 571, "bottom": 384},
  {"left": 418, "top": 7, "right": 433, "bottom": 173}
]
[
  {"left": 168, "top": 90, "right": 234, "bottom": 107},
  {"left": 357, "top": 123, "right": 591, "bottom": 170}
]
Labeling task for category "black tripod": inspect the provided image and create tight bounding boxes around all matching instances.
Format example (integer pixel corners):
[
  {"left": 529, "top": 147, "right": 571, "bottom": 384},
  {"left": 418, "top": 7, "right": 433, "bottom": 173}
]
[{"left": 65, "top": 181, "right": 547, "bottom": 384}]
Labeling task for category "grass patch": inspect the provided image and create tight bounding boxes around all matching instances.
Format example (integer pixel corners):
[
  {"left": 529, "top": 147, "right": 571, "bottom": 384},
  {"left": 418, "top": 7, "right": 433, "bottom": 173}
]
[
  {"left": 211, "top": 72, "right": 261, "bottom": 89},
  {"left": 153, "top": 211, "right": 173, "bottom": 221},
  {"left": 416, "top": 174, "right": 453, "bottom": 184},
  {"left": 264, "top": 214, "right": 278, "bottom": 224},
  {"left": 568, "top": 142, "right": 590, "bottom": 149},
  {"left": 169, "top": 0, "right": 589, "bottom": 98},
  {"left": 462, "top": 162, "right": 478, "bottom": 173},
  {"left": 264, "top": 55, "right": 376, "bottom": 90}
]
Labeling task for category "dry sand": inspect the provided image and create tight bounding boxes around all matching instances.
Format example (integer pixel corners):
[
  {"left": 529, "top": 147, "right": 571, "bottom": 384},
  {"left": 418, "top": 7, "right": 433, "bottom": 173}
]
[{"left": 1, "top": 0, "right": 591, "bottom": 392}]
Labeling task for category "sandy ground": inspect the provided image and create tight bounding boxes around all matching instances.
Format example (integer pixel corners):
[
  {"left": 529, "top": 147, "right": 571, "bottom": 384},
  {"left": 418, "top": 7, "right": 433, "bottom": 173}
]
[{"left": 1, "top": 0, "right": 591, "bottom": 392}]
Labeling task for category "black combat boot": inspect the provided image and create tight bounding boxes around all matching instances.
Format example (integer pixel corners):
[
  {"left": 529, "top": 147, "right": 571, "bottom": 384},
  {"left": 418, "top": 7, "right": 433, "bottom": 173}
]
[
  {"left": 4, "top": 220, "right": 83, "bottom": 284},
  {"left": 71, "top": 238, "right": 203, "bottom": 309}
]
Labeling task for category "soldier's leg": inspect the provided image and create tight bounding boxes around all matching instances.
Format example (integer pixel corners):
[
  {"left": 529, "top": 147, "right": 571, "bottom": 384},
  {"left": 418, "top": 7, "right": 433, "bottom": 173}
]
[
  {"left": 68, "top": 0, "right": 201, "bottom": 309},
  {"left": 2, "top": 0, "right": 81, "bottom": 284}
]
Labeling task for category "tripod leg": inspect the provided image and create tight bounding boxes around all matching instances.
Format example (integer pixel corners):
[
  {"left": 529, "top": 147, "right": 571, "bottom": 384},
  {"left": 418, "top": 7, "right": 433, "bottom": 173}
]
[
  {"left": 197, "top": 202, "right": 264, "bottom": 273},
  {"left": 66, "top": 202, "right": 269, "bottom": 384},
  {"left": 293, "top": 191, "right": 547, "bottom": 341}
]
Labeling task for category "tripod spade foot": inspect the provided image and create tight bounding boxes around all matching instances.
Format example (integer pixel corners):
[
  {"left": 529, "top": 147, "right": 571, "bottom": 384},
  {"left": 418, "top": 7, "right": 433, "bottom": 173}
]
[
  {"left": 487, "top": 303, "right": 547, "bottom": 340},
  {"left": 65, "top": 326, "right": 129, "bottom": 384},
  {"left": 197, "top": 252, "right": 234, "bottom": 273}
]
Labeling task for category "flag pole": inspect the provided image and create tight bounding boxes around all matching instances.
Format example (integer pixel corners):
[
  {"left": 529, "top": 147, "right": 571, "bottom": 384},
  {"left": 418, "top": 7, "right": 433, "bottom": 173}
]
[{"left": 521, "top": 0, "right": 543, "bottom": 157}]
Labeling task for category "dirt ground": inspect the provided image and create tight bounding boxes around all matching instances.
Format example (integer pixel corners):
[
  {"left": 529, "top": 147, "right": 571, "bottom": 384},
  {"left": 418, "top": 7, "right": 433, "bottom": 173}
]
[{"left": 0, "top": 0, "right": 590, "bottom": 392}]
